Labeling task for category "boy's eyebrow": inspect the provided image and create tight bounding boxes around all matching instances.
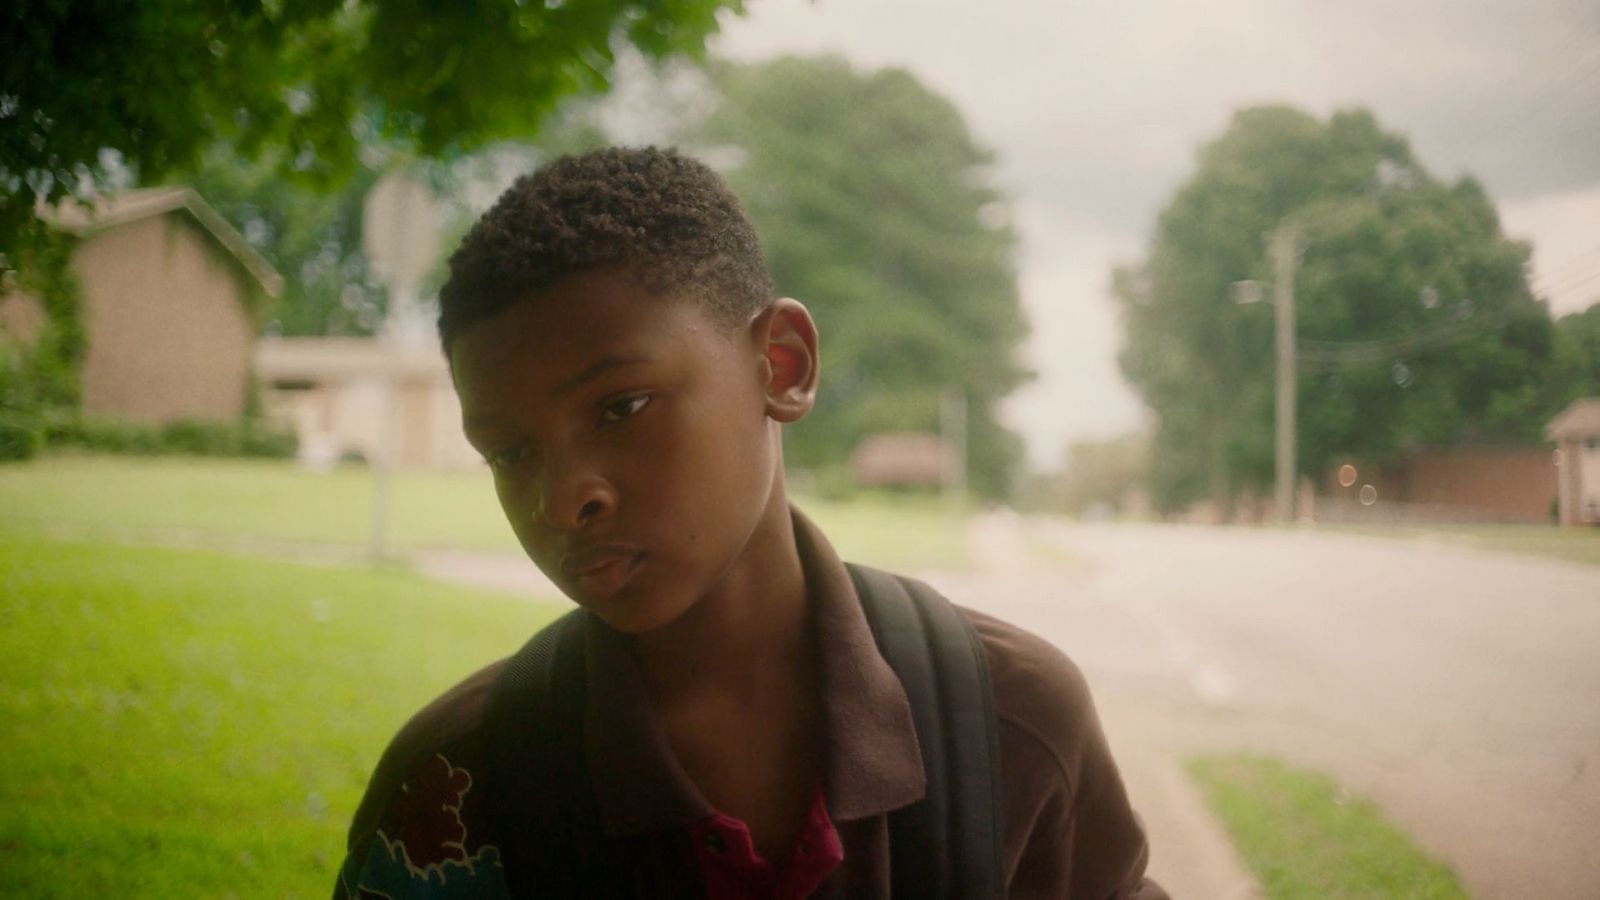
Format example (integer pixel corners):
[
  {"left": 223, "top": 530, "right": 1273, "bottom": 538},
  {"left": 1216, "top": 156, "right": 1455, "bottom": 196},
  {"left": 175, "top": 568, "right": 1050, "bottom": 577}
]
[
  {"left": 551, "top": 354, "right": 653, "bottom": 399},
  {"left": 462, "top": 354, "right": 654, "bottom": 432}
]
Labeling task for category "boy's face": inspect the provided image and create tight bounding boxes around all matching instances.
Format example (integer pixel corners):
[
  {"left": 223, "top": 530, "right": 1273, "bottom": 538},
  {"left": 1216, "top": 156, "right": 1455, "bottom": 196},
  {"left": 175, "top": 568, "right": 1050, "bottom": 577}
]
[{"left": 450, "top": 268, "right": 815, "bottom": 634}]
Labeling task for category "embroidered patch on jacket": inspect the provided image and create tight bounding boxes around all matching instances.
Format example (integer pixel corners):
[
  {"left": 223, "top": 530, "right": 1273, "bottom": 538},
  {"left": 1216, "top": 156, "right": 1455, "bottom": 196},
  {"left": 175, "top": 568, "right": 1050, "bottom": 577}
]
[{"left": 342, "top": 753, "right": 508, "bottom": 898}]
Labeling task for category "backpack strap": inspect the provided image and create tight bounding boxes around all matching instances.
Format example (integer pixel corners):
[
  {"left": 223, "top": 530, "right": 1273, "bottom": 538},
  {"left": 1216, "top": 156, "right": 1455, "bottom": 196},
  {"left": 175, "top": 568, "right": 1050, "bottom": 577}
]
[
  {"left": 482, "top": 609, "right": 632, "bottom": 898},
  {"left": 849, "top": 563, "right": 1006, "bottom": 900}
]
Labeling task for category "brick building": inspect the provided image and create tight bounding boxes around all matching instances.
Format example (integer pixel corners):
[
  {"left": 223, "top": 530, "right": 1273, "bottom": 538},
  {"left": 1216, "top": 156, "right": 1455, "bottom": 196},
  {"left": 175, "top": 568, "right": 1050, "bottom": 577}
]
[{"left": 0, "top": 187, "right": 282, "bottom": 423}]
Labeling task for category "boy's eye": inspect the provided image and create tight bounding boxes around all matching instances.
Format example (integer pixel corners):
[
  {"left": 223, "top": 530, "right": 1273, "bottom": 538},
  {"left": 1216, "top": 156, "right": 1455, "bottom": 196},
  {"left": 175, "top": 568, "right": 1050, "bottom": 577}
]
[
  {"left": 600, "top": 394, "right": 650, "bottom": 425},
  {"left": 485, "top": 445, "right": 531, "bottom": 470}
]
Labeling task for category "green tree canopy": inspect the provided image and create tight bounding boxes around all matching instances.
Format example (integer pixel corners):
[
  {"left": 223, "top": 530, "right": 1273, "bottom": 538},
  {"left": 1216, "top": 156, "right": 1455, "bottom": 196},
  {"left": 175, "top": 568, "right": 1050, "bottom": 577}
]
[
  {"left": 1549, "top": 305, "right": 1600, "bottom": 405},
  {"left": 696, "top": 56, "right": 1029, "bottom": 497},
  {"left": 1, "top": 0, "right": 740, "bottom": 274},
  {"left": 184, "top": 143, "right": 386, "bottom": 337},
  {"left": 1117, "top": 106, "right": 1557, "bottom": 513},
  {"left": 183, "top": 105, "right": 610, "bottom": 338}
]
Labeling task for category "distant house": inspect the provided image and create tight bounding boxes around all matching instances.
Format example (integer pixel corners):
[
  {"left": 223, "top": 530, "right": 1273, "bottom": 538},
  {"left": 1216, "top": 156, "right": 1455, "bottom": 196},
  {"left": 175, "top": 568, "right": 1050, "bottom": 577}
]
[
  {"left": 850, "top": 431, "right": 952, "bottom": 489},
  {"left": 0, "top": 187, "right": 282, "bottom": 423},
  {"left": 1548, "top": 398, "right": 1600, "bottom": 527},
  {"left": 254, "top": 337, "right": 481, "bottom": 470},
  {"left": 1321, "top": 443, "right": 1557, "bottom": 525}
]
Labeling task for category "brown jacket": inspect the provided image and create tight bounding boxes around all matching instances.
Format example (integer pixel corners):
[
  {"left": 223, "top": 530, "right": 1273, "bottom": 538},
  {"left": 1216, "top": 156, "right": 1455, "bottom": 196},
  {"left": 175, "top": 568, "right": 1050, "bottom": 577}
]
[{"left": 337, "top": 510, "right": 1167, "bottom": 898}]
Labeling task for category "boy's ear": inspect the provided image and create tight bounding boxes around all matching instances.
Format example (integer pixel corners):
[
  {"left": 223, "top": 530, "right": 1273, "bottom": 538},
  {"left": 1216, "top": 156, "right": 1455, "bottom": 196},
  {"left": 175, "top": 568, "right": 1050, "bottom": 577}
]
[{"left": 751, "top": 298, "right": 819, "bottom": 423}]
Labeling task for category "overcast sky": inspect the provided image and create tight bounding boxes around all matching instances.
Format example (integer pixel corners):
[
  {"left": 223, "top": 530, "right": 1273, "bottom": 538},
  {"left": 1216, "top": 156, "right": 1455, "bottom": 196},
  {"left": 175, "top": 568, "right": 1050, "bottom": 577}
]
[{"left": 706, "top": 0, "right": 1600, "bottom": 469}]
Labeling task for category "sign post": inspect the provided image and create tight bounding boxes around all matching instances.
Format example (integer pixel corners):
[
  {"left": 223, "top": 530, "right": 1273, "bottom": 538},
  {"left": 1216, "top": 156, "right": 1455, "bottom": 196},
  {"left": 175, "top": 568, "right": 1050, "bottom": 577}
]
[{"left": 360, "top": 167, "right": 442, "bottom": 561}]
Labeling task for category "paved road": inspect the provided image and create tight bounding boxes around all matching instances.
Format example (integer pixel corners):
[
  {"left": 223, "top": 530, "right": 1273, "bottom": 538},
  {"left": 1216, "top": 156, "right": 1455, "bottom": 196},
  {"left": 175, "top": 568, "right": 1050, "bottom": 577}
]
[
  {"left": 416, "top": 521, "right": 1600, "bottom": 898},
  {"left": 922, "top": 516, "right": 1600, "bottom": 900}
]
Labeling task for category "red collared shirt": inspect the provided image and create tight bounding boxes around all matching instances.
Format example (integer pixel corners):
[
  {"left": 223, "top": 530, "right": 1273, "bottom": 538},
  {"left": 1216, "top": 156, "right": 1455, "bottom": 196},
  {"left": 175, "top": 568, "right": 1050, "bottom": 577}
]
[{"left": 691, "top": 783, "right": 844, "bottom": 900}]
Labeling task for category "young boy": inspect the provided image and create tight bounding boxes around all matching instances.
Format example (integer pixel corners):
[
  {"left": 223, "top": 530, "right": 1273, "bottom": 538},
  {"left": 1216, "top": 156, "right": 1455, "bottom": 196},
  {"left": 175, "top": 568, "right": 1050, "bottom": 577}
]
[{"left": 335, "top": 147, "right": 1166, "bottom": 899}]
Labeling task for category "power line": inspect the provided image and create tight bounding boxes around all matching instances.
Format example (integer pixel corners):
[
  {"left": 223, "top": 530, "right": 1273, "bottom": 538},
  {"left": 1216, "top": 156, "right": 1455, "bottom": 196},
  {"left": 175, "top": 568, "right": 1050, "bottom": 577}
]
[
  {"left": 1543, "top": 268, "right": 1600, "bottom": 298},
  {"left": 1298, "top": 310, "right": 1509, "bottom": 368},
  {"left": 1536, "top": 259, "right": 1600, "bottom": 296}
]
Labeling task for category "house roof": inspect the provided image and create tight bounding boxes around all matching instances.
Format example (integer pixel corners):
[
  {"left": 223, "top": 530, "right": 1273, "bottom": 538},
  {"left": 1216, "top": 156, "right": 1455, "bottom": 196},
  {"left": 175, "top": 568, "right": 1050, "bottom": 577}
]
[
  {"left": 42, "top": 186, "right": 284, "bottom": 298},
  {"left": 255, "top": 337, "right": 449, "bottom": 383},
  {"left": 1547, "top": 398, "right": 1600, "bottom": 441}
]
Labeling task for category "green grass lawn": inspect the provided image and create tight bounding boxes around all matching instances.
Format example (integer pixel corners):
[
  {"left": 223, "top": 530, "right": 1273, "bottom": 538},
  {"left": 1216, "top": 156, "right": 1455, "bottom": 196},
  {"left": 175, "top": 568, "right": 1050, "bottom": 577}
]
[
  {"left": 0, "top": 455, "right": 518, "bottom": 553},
  {"left": 1189, "top": 754, "right": 1470, "bottom": 900},
  {"left": 0, "top": 467, "right": 965, "bottom": 896},
  {"left": 0, "top": 455, "right": 970, "bottom": 570},
  {"left": 1318, "top": 522, "right": 1600, "bottom": 568},
  {"left": 0, "top": 533, "right": 561, "bottom": 898}
]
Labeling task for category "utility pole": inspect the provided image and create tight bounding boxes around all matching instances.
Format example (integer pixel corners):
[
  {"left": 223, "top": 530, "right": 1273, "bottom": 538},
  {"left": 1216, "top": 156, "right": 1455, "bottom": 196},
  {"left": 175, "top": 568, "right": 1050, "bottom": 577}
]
[
  {"left": 1269, "top": 221, "right": 1301, "bottom": 523},
  {"left": 941, "top": 388, "right": 968, "bottom": 508}
]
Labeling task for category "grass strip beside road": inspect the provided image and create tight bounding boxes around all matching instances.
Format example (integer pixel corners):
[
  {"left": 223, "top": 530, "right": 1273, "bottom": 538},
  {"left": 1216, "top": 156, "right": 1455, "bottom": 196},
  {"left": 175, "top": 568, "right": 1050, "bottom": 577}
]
[
  {"left": 798, "top": 491, "right": 970, "bottom": 571},
  {"left": 1188, "top": 754, "right": 1469, "bottom": 900},
  {"left": 1319, "top": 522, "right": 1600, "bottom": 568},
  {"left": 0, "top": 533, "right": 561, "bottom": 898}
]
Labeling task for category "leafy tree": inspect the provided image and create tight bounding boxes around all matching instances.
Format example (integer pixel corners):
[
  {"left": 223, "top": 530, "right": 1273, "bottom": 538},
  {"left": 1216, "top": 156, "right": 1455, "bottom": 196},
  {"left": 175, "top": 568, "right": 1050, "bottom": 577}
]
[
  {"left": 1, "top": 0, "right": 742, "bottom": 275},
  {"left": 184, "top": 144, "right": 387, "bottom": 337},
  {"left": 180, "top": 96, "right": 615, "bottom": 337},
  {"left": 1117, "top": 106, "right": 1555, "bottom": 514},
  {"left": 1548, "top": 305, "right": 1600, "bottom": 406},
  {"left": 696, "top": 57, "right": 1029, "bottom": 497}
]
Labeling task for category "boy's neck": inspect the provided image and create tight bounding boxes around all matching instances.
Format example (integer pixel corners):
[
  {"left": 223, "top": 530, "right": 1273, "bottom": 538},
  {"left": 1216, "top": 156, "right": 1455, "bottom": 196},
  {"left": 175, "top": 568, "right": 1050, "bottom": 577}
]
[{"left": 632, "top": 483, "right": 815, "bottom": 705}]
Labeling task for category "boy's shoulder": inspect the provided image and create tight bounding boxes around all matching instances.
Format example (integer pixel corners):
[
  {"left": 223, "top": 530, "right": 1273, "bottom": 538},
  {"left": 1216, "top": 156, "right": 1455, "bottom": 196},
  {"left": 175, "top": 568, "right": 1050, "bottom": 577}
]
[
  {"left": 957, "top": 604, "right": 1160, "bottom": 898},
  {"left": 958, "top": 604, "right": 1102, "bottom": 772},
  {"left": 334, "top": 657, "right": 522, "bottom": 899},
  {"left": 340, "top": 658, "right": 507, "bottom": 871},
  {"left": 388, "top": 658, "right": 506, "bottom": 753}
]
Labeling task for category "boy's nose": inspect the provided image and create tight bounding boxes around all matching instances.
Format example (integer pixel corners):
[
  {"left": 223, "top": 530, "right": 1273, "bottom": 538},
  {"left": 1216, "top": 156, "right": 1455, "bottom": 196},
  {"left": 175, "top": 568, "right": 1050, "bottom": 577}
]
[{"left": 533, "top": 471, "right": 617, "bottom": 531}]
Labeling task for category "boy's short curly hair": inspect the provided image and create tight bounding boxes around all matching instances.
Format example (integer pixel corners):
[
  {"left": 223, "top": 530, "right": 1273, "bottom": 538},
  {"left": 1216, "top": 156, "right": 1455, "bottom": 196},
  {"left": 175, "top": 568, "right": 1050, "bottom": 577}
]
[{"left": 437, "top": 146, "right": 774, "bottom": 352}]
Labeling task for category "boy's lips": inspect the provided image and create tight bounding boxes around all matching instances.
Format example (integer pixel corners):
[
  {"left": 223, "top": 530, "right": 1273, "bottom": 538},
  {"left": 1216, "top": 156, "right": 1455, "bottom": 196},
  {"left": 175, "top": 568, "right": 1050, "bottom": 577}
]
[{"left": 560, "top": 544, "right": 645, "bottom": 597}]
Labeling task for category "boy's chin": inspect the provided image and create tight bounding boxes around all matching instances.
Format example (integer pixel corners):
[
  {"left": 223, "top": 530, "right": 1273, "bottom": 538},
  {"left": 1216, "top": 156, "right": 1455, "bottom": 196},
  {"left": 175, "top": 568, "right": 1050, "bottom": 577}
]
[{"left": 579, "top": 591, "right": 698, "bottom": 637}]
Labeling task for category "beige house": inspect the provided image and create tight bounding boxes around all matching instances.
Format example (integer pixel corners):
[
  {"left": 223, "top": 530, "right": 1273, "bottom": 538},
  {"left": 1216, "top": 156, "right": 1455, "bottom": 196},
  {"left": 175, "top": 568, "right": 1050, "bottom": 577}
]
[
  {"left": 255, "top": 337, "right": 481, "bottom": 470},
  {"left": 1548, "top": 398, "right": 1600, "bottom": 527},
  {"left": 0, "top": 187, "right": 282, "bottom": 423}
]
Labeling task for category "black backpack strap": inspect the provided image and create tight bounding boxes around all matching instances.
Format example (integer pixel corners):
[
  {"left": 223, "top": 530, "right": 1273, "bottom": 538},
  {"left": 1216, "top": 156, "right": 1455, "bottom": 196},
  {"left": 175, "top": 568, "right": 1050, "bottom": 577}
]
[
  {"left": 482, "top": 610, "right": 632, "bottom": 898},
  {"left": 849, "top": 563, "right": 1006, "bottom": 900}
]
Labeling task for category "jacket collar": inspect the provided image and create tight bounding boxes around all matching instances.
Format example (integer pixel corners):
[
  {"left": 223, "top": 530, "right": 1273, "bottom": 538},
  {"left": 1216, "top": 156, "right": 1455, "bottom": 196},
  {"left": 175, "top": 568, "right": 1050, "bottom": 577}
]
[{"left": 583, "top": 506, "right": 925, "bottom": 835}]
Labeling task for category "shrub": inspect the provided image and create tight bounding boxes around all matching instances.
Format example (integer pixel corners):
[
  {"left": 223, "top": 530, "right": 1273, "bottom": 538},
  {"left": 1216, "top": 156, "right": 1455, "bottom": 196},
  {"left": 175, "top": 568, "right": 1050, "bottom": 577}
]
[
  {"left": 42, "top": 416, "right": 164, "bottom": 454},
  {"left": 0, "top": 413, "right": 42, "bottom": 461},
  {"left": 161, "top": 419, "right": 240, "bottom": 455},
  {"left": 40, "top": 416, "right": 297, "bottom": 459},
  {"left": 237, "top": 420, "right": 298, "bottom": 458}
]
